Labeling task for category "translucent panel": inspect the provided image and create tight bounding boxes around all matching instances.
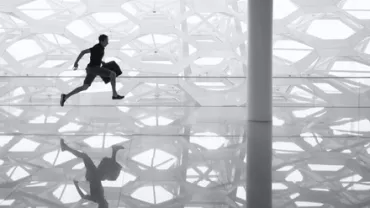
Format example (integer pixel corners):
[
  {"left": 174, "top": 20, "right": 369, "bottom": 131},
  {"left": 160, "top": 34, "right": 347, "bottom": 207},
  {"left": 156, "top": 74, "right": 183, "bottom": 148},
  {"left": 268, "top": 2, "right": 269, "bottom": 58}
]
[
  {"left": 364, "top": 41, "right": 370, "bottom": 55},
  {"left": 29, "top": 115, "right": 59, "bottom": 123},
  {"left": 342, "top": 149, "right": 351, "bottom": 153},
  {"left": 92, "top": 12, "right": 128, "bottom": 24},
  {"left": 310, "top": 188, "right": 329, "bottom": 192},
  {"left": 18, "top": 0, "right": 55, "bottom": 20},
  {"left": 0, "top": 136, "right": 13, "bottom": 147},
  {"left": 186, "top": 168, "right": 198, "bottom": 176},
  {"left": 66, "top": 20, "right": 93, "bottom": 38},
  {"left": 138, "top": 34, "right": 175, "bottom": 45},
  {"left": 340, "top": 174, "right": 362, "bottom": 182},
  {"left": 190, "top": 132, "right": 226, "bottom": 150},
  {"left": 6, "top": 39, "right": 43, "bottom": 61},
  {"left": 140, "top": 116, "right": 174, "bottom": 126},
  {"left": 22, "top": 10, "right": 55, "bottom": 20},
  {"left": 236, "top": 186, "right": 246, "bottom": 200},
  {"left": 329, "top": 61, "right": 370, "bottom": 77},
  {"left": 197, "top": 180, "right": 210, "bottom": 187},
  {"left": 290, "top": 193, "right": 300, "bottom": 199},
  {"left": 313, "top": 83, "right": 342, "bottom": 94},
  {"left": 1, "top": 106, "right": 24, "bottom": 117},
  {"left": 293, "top": 108, "right": 324, "bottom": 118},
  {"left": 53, "top": 184, "right": 81, "bottom": 203},
  {"left": 187, "top": 15, "right": 202, "bottom": 24},
  {"left": 122, "top": 172, "right": 137, "bottom": 186},
  {"left": 330, "top": 119, "right": 370, "bottom": 132},
  {"left": 42, "top": 34, "right": 71, "bottom": 44},
  {"left": 272, "top": 183, "right": 288, "bottom": 190},
  {"left": 43, "top": 150, "right": 76, "bottom": 166},
  {"left": 285, "top": 170, "right": 303, "bottom": 183},
  {"left": 0, "top": 199, "right": 14, "bottom": 206},
  {"left": 308, "top": 164, "right": 344, "bottom": 171},
  {"left": 84, "top": 134, "right": 128, "bottom": 148},
  {"left": 273, "top": 0, "right": 298, "bottom": 19},
  {"left": 273, "top": 142, "right": 304, "bottom": 152},
  {"left": 9, "top": 139, "right": 40, "bottom": 152},
  {"left": 131, "top": 186, "right": 173, "bottom": 204},
  {"left": 307, "top": 20, "right": 355, "bottom": 39},
  {"left": 194, "top": 82, "right": 225, "bottom": 87},
  {"left": 39, "top": 60, "right": 68, "bottom": 68},
  {"left": 302, "top": 132, "right": 323, "bottom": 147},
  {"left": 6, "top": 166, "right": 30, "bottom": 181},
  {"left": 273, "top": 40, "right": 313, "bottom": 63},
  {"left": 132, "top": 149, "right": 177, "bottom": 170},
  {"left": 342, "top": 0, "right": 370, "bottom": 19},
  {"left": 194, "top": 57, "right": 223, "bottom": 65},
  {"left": 18, "top": 0, "right": 51, "bottom": 9},
  {"left": 277, "top": 166, "right": 293, "bottom": 171},
  {"left": 154, "top": 186, "right": 174, "bottom": 203},
  {"left": 121, "top": 3, "right": 138, "bottom": 15},
  {"left": 348, "top": 184, "right": 370, "bottom": 191},
  {"left": 273, "top": 116, "right": 285, "bottom": 126},
  {"left": 27, "top": 181, "right": 48, "bottom": 187},
  {"left": 58, "top": 123, "right": 82, "bottom": 132},
  {"left": 10, "top": 87, "right": 25, "bottom": 96},
  {"left": 295, "top": 201, "right": 323, "bottom": 207}
]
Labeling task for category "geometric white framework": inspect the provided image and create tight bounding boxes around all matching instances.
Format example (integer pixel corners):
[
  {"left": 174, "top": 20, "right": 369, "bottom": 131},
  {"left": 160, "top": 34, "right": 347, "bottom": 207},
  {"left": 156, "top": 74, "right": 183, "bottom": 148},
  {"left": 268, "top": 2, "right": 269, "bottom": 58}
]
[{"left": 1, "top": 0, "right": 370, "bottom": 207}]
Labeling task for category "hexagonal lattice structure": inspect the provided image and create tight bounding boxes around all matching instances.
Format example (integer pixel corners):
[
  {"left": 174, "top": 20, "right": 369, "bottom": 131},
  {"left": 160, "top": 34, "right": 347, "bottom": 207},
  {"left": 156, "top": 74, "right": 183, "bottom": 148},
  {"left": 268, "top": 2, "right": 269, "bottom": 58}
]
[{"left": 2, "top": 0, "right": 370, "bottom": 208}]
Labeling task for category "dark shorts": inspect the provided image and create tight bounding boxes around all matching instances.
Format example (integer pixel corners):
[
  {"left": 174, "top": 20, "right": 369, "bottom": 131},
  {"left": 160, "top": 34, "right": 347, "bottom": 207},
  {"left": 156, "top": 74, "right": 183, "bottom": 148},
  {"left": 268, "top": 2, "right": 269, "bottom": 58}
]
[{"left": 83, "top": 66, "right": 111, "bottom": 86}]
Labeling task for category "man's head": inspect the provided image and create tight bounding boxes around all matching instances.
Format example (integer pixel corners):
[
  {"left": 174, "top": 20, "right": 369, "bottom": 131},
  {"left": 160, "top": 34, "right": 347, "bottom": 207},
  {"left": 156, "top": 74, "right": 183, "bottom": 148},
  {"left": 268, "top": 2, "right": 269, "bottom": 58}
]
[
  {"left": 99, "top": 34, "right": 108, "bottom": 47},
  {"left": 98, "top": 199, "right": 108, "bottom": 208}
]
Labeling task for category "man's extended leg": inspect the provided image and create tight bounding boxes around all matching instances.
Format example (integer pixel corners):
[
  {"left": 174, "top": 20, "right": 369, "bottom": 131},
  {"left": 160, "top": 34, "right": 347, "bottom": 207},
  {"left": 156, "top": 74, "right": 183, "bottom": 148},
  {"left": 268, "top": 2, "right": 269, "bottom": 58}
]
[
  {"left": 108, "top": 72, "right": 124, "bottom": 99},
  {"left": 60, "top": 85, "right": 89, "bottom": 106},
  {"left": 111, "top": 145, "right": 125, "bottom": 162},
  {"left": 60, "top": 139, "right": 96, "bottom": 173},
  {"left": 60, "top": 73, "right": 95, "bottom": 106},
  {"left": 60, "top": 139, "right": 86, "bottom": 158}
]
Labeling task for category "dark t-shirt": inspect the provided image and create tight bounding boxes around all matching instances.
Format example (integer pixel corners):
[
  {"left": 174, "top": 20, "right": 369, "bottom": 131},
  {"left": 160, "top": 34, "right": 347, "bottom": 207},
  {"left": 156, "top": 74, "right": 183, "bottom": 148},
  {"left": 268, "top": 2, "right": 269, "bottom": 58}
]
[{"left": 87, "top": 43, "right": 104, "bottom": 67}]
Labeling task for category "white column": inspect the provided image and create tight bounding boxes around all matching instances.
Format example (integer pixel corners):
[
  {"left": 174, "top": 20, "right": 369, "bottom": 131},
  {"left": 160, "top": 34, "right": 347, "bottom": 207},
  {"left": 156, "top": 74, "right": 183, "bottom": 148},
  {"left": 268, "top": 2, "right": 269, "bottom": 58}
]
[{"left": 247, "top": 0, "right": 273, "bottom": 208}]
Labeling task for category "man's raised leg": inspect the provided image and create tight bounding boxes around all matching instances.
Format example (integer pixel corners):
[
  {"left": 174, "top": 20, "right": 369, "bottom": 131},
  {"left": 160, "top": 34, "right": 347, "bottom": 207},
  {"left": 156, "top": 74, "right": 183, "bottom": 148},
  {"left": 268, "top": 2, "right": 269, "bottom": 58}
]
[
  {"left": 108, "top": 72, "right": 124, "bottom": 100},
  {"left": 111, "top": 145, "right": 125, "bottom": 162},
  {"left": 60, "top": 139, "right": 86, "bottom": 158}
]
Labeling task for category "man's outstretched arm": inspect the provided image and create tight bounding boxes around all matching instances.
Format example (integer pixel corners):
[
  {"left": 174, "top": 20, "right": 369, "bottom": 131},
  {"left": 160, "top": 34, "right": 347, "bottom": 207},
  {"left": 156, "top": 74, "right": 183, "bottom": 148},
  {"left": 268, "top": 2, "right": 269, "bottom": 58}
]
[{"left": 73, "top": 180, "right": 93, "bottom": 201}]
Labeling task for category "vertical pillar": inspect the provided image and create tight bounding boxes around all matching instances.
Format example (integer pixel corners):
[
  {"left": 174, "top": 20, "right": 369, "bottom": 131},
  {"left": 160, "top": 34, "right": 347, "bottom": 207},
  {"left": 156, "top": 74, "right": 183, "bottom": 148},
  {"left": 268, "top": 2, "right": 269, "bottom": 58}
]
[{"left": 247, "top": 0, "right": 273, "bottom": 208}]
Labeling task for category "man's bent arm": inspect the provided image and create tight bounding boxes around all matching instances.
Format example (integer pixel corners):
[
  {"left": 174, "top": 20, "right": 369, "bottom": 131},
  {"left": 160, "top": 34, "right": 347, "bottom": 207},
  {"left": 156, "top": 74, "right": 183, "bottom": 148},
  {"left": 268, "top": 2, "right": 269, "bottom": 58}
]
[{"left": 74, "top": 49, "right": 90, "bottom": 65}]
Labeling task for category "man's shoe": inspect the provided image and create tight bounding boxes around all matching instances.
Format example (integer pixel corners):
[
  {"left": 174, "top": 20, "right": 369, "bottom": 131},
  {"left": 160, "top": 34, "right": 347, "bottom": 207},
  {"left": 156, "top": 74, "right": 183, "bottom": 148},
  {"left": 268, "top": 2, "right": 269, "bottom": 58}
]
[
  {"left": 60, "top": 94, "right": 66, "bottom": 107},
  {"left": 112, "top": 95, "right": 124, "bottom": 100}
]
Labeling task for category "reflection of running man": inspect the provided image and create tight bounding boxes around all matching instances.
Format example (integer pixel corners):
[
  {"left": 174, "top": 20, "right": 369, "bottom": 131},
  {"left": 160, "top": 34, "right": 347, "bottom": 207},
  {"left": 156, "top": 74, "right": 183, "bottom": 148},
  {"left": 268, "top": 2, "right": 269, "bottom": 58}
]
[
  {"left": 60, "top": 34, "right": 124, "bottom": 107},
  {"left": 60, "top": 139, "right": 125, "bottom": 208}
]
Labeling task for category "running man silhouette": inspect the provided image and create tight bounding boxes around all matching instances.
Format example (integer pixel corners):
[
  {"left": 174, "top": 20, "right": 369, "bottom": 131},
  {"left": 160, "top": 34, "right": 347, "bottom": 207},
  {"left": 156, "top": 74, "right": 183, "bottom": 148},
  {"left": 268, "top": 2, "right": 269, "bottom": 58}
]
[
  {"left": 60, "top": 139, "right": 125, "bottom": 208},
  {"left": 60, "top": 34, "right": 124, "bottom": 107}
]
